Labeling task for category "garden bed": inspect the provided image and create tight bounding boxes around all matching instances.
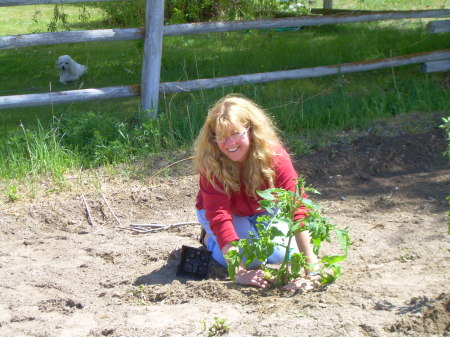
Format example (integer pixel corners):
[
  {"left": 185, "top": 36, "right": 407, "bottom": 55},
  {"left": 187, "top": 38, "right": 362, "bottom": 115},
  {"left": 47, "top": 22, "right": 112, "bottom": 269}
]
[{"left": 0, "top": 119, "right": 448, "bottom": 337}]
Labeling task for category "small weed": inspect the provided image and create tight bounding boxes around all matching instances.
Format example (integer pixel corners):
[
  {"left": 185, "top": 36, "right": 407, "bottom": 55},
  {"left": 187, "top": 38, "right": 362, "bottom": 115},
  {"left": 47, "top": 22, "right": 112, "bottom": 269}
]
[
  {"left": 202, "top": 317, "right": 229, "bottom": 337},
  {"left": 128, "top": 284, "right": 150, "bottom": 305},
  {"left": 6, "top": 185, "right": 19, "bottom": 202},
  {"left": 296, "top": 310, "right": 309, "bottom": 318},
  {"left": 399, "top": 248, "right": 420, "bottom": 263}
]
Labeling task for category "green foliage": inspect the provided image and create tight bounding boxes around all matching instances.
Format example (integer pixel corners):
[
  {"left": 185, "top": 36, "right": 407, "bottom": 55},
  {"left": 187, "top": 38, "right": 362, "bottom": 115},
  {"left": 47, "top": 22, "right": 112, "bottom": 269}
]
[
  {"left": 93, "top": 0, "right": 146, "bottom": 27},
  {"left": 0, "top": 111, "right": 180, "bottom": 181},
  {"left": 439, "top": 117, "right": 450, "bottom": 161},
  {"left": 131, "top": 113, "right": 174, "bottom": 153},
  {"left": 202, "top": 317, "right": 229, "bottom": 337},
  {"left": 166, "top": 0, "right": 217, "bottom": 23},
  {"left": 58, "top": 112, "right": 132, "bottom": 166},
  {"left": 226, "top": 223, "right": 282, "bottom": 279},
  {"left": 439, "top": 117, "right": 450, "bottom": 234},
  {"left": 38, "top": 3, "right": 92, "bottom": 33},
  {"left": 92, "top": 0, "right": 307, "bottom": 26},
  {"left": 57, "top": 112, "right": 176, "bottom": 167},
  {"left": 47, "top": 4, "right": 69, "bottom": 32},
  {"left": 226, "top": 177, "right": 351, "bottom": 287},
  {"left": 6, "top": 185, "right": 19, "bottom": 203},
  {"left": 0, "top": 121, "right": 76, "bottom": 180},
  {"left": 1, "top": 1, "right": 448, "bottom": 183}
]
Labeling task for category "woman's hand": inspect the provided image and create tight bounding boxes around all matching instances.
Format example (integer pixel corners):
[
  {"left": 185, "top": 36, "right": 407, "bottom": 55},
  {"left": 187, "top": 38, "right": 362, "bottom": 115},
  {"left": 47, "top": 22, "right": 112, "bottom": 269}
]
[
  {"left": 282, "top": 274, "right": 321, "bottom": 292},
  {"left": 222, "top": 242, "right": 269, "bottom": 288},
  {"left": 235, "top": 268, "right": 269, "bottom": 288}
]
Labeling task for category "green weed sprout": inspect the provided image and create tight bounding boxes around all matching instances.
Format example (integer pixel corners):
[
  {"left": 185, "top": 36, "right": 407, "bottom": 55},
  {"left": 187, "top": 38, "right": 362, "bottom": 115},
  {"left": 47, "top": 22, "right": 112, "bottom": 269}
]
[
  {"left": 202, "top": 317, "right": 229, "bottom": 337},
  {"left": 226, "top": 176, "right": 351, "bottom": 287}
]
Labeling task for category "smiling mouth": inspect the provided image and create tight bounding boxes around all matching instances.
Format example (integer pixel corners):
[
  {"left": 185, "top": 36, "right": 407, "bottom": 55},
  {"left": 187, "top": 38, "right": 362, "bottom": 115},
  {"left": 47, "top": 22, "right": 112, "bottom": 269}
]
[{"left": 227, "top": 147, "right": 239, "bottom": 153}]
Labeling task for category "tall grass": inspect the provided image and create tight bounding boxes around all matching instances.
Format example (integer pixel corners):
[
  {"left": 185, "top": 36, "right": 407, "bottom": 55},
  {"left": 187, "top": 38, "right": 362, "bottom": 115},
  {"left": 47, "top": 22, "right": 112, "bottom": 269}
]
[
  {"left": 0, "top": 120, "right": 78, "bottom": 181},
  {"left": 0, "top": 120, "right": 80, "bottom": 202},
  {"left": 0, "top": 0, "right": 449, "bottom": 198}
]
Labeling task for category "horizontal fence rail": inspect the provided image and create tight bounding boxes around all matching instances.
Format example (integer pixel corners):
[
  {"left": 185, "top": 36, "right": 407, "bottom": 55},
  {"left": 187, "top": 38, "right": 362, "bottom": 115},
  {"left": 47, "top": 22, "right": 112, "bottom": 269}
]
[
  {"left": 427, "top": 19, "right": 450, "bottom": 33},
  {"left": 1, "top": 49, "right": 448, "bottom": 109},
  {"left": 0, "top": 86, "right": 140, "bottom": 109},
  {"left": 1, "top": 9, "right": 450, "bottom": 49},
  {"left": 422, "top": 59, "right": 450, "bottom": 72},
  {"left": 164, "top": 10, "right": 450, "bottom": 35},
  {"left": 0, "top": 0, "right": 126, "bottom": 6},
  {"left": 0, "top": 29, "right": 145, "bottom": 49},
  {"left": 164, "top": 9, "right": 450, "bottom": 36},
  {"left": 159, "top": 50, "right": 450, "bottom": 92}
]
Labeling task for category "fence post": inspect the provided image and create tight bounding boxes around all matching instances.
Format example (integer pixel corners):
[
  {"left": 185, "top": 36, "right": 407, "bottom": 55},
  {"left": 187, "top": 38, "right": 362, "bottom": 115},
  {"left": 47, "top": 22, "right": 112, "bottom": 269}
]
[
  {"left": 323, "top": 0, "right": 333, "bottom": 9},
  {"left": 140, "top": 0, "right": 165, "bottom": 119}
]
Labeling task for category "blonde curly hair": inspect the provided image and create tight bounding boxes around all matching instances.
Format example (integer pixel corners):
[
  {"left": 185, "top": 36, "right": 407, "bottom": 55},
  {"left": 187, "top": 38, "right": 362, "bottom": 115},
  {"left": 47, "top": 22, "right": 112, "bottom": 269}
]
[{"left": 194, "top": 94, "right": 281, "bottom": 197}]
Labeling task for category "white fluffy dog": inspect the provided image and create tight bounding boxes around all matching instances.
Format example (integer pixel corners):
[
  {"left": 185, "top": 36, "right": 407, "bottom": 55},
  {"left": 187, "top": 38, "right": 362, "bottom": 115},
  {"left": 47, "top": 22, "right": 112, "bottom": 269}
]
[{"left": 57, "top": 55, "right": 87, "bottom": 83}]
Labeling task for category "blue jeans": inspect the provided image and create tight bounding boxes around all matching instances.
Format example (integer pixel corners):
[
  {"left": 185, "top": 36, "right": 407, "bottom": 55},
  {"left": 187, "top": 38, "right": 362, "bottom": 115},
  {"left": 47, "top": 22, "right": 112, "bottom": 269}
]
[{"left": 196, "top": 209, "right": 299, "bottom": 269}]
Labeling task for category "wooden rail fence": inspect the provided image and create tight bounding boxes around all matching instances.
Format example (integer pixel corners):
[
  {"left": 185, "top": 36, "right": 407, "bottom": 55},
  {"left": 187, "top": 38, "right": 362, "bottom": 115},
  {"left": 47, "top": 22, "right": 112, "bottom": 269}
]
[{"left": 0, "top": 0, "right": 449, "bottom": 117}]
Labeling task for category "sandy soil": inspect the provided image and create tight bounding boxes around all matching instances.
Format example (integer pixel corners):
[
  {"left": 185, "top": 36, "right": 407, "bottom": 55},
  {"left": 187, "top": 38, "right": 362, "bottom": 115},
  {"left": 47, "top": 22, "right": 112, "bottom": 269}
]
[{"left": 0, "top": 117, "right": 449, "bottom": 337}]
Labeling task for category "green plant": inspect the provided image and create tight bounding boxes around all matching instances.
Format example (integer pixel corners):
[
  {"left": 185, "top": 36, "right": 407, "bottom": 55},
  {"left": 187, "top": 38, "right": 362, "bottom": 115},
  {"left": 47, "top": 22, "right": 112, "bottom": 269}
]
[
  {"left": 57, "top": 112, "right": 133, "bottom": 166},
  {"left": 277, "top": 0, "right": 310, "bottom": 16},
  {"left": 47, "top": 4, "right": 70, "bottom": 32},
  {"left": 6, "top": 184, "right": 19, "bottom": 202},
  {"left": 202, "top": 317, "right": 229, "bottom": 337},
  {"left": 128, "top": 284, "right": 151, "bottom": 305},
  {"left": 0, "top": 120, "right": 76, "bottom": 180},
  {"left": 95, "top": 0, "right": 305, "bottom": 26},
  {"left": 439, "top": 117, "right": 450, "bottom": 234},
  {"left": 226, "top": 176, "right": 351, "bottom": 287},
  {"left": 439, "top": 117, "right": 450, "bottom": 161}
]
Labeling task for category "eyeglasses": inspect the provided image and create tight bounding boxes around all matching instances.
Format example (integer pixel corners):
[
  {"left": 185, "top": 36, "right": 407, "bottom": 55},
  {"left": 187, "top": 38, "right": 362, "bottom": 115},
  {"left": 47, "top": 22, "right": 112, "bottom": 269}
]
[{"left": 213, "top": 127, "right": 250, "bottom": 145}]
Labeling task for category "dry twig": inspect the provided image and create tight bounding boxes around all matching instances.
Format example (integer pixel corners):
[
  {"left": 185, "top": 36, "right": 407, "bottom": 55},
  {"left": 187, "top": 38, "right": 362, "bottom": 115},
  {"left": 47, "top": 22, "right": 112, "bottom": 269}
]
[
  {"left": 82, "top": 194, "right": 96, "bottom": 227},
  {"left": 149, "top": 156, "right": 194, "bottom": 180},
  {"left": 101, "top": 194, "right": 122, "bottom": 225},
  {"left": 119, "top": 221, "right": 198, "bottom": 233}
]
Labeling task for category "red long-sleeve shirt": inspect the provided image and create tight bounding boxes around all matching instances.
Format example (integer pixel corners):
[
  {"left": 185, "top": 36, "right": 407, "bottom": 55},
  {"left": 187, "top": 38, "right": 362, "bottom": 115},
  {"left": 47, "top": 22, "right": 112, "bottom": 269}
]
[{"left": 195, "top": 146, "right": 308, "bottom": 250}]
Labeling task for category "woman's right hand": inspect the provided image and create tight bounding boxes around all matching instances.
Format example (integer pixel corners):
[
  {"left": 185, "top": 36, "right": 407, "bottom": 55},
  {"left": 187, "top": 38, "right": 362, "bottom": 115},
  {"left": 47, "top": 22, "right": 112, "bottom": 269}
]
[{"left": 235, "top": 268, "right": 269, "bottom": 288}]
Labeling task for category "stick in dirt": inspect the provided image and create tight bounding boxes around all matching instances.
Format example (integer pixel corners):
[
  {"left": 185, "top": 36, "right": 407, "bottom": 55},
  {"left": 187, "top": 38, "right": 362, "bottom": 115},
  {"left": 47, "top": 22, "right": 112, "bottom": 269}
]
[
  {"left": 82, "top": 193, "right": 96, "bottom": 227},
  {"left": 101, "top": 194, "right": 122, "bottom": 225}
]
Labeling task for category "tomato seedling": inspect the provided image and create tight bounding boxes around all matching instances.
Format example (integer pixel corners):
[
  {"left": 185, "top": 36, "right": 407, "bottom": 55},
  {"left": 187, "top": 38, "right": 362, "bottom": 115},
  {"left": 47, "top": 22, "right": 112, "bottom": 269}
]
[{"left": 226, "top": 176, "right": 351, "bottom": 287}]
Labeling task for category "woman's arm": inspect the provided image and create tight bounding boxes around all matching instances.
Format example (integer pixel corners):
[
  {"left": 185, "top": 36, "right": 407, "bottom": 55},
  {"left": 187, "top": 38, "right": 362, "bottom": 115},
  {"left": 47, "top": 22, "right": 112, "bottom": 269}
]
[{"left": 295, "top": 231, "right": 318, "bottom": 270}]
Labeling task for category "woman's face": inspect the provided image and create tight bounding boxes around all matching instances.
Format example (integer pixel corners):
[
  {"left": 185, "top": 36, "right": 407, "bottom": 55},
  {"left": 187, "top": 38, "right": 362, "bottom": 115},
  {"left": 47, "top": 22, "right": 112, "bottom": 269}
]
[{"left": 215, "top": 123, "right": 251, "bottom": 163}]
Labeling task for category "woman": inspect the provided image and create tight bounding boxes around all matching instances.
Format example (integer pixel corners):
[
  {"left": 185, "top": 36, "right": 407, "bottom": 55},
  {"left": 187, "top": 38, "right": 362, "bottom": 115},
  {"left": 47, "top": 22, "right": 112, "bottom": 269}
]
[{"left": 194, "top": 94, "right": 319, "bottom": 290}]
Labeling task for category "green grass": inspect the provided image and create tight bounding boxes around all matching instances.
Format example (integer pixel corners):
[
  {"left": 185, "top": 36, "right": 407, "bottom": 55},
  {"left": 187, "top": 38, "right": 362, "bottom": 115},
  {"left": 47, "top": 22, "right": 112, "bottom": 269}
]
[
  {"left": 0, "top": 4, "right": 106, "bottom": 35},
  {"left": 0, "top": 1, "right": 449, "bottom": 198}
]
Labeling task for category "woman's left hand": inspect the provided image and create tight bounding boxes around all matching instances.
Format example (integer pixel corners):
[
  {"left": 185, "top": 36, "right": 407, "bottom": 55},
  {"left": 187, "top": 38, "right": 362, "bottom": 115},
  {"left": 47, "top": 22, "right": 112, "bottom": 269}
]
[{"left": 282, "top": 274, "right": 321, "bottom": 292}]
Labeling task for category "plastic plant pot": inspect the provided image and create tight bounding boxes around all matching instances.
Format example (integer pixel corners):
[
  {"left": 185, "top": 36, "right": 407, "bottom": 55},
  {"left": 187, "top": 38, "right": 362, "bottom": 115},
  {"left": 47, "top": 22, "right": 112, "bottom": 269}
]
[{"left": 176, "top": 245, "right": 212, "bottom": 280}]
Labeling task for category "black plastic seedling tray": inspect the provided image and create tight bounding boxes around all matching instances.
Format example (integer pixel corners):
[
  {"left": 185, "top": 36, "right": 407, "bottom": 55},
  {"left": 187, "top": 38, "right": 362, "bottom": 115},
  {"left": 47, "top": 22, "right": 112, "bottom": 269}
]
[{"left": 176, "top": 245, "right": 212, "bottom": 280}]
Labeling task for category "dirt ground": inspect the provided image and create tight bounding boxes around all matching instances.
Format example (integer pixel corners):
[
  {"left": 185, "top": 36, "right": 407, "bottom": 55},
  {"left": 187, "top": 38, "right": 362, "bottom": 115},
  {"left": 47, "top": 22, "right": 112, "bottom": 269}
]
[{"left": 0, "top": 115, "right": 449, "bottom": 337}]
